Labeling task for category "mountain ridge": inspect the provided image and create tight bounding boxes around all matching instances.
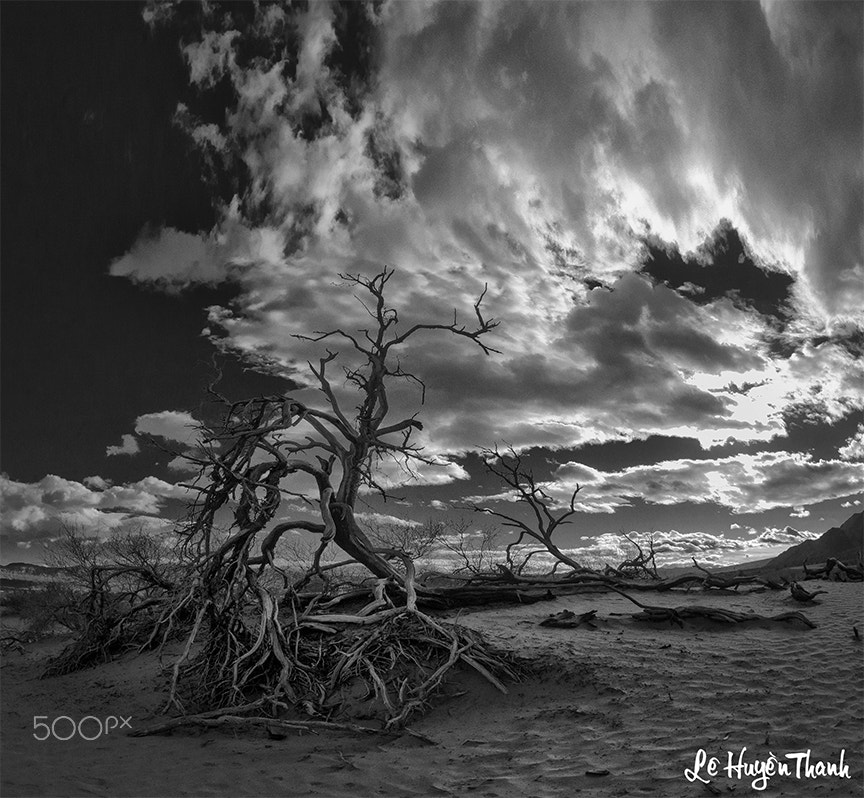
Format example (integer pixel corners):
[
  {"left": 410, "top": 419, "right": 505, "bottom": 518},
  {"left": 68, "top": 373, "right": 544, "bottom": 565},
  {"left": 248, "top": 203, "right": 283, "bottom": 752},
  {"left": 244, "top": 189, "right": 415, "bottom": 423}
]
[{"left": 761, "top": 510, "right": 863, "bottom": 571}]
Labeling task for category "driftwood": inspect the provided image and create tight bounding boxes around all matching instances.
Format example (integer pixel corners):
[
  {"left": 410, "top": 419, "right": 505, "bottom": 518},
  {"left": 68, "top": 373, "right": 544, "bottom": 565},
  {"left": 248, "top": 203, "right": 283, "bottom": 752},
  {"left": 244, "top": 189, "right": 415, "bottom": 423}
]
[
  {"left": 802, "top": 558, "right": 863, "bottom": 582},
  {"left": 825, "top": 558, "right": 863, "bottom": 582},
  {"left": 630, "top": 606, "right": 815, "bottom": 628},
  {"left": 790, "top": 582, "right": 827, "bottom": 602},
  {"left": 540, "top": 609, "right": 598, "bottom": 628},
  {"left": 606, "top": 588, "right": 816, "bottom": 628}
]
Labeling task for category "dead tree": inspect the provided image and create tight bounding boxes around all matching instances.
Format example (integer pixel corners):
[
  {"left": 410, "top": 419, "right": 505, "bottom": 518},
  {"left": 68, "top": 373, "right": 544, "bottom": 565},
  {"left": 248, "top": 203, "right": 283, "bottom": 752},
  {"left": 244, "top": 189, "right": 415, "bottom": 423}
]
[
  {"left": 178, "top": 269, "right": 496, "bottom": 580},
  {"left": 142, "top": 268, "right": 513, "bottom": 717},
  {"left": 468, "top": 446, "right": 589, "bottom": 574}
]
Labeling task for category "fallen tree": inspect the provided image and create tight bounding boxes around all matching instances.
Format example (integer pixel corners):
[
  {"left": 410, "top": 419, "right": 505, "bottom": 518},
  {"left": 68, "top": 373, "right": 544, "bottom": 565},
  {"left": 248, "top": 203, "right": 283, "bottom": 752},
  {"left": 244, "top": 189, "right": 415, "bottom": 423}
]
[
  {"left": 802, "top": 558, "right": 863, "bottom": 582},
  {"left": 610, "top": 587, "right": 816, "bottom": 628},
  {"left": 540, "top": 591, "right": 816, "bottom": 630}
]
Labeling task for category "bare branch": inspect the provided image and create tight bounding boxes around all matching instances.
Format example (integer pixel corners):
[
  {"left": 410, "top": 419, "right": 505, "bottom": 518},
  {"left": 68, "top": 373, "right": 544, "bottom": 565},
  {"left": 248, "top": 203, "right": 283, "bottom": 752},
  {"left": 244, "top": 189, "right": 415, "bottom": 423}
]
[{"left": 468, "top": 446, "right": 589, "bottom": 574}]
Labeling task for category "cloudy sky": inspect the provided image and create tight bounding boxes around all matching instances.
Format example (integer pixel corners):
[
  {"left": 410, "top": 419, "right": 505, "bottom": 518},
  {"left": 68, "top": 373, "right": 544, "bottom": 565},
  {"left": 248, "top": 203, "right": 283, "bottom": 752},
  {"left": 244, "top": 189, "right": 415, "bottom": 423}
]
[{"left": 2, "top": 1, "right": 862, "bottom": 568}]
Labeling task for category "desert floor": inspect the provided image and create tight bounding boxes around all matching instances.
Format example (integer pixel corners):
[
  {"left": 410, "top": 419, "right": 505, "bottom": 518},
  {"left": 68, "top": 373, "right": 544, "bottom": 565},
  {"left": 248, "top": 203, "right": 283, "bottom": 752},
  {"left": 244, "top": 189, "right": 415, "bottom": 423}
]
[{"left": 1, "top": 583, "right": 862, "bottom": 798}]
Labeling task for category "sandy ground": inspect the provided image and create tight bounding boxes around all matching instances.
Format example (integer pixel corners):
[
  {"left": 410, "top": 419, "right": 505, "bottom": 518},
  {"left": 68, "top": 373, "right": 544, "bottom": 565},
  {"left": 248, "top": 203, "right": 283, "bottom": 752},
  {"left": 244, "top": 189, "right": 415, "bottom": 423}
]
[{"left": 1, "top": 583, "right": 862, "bottom": 798}]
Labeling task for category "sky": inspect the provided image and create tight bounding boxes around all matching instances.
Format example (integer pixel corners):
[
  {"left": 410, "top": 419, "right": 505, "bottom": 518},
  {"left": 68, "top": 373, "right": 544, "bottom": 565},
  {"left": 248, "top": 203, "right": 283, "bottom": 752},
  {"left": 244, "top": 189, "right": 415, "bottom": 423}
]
[{"left": 1, "top": 1, "right": 862, "bottom": 569}]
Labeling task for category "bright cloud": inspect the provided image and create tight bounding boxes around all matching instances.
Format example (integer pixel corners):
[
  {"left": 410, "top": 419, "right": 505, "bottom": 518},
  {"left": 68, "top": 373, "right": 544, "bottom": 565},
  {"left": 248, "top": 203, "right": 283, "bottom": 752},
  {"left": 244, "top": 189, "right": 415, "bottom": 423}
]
[
  {"left": 106, "top": 434, "right": 140, "bottom": 457},
  {"left": 575, "top": 524, "right": 820, "bottom": 568},
  {"left": 353, "top": 512, "right": 421, "bottom": 529},
  {"left": 0, "top": 474, "right": 190, "bottom": 544},
  {"left": 105, "top": 410, "right": 203, "bottom": 472},
  {"left": 110, "top": 226, "right": 228, "bottom": 289},
  {"left": 134, "top": 410, "right": 200, "bottom": 445},
  {"left": 839, "top": 423, "right": 864, "bottom": 462}
]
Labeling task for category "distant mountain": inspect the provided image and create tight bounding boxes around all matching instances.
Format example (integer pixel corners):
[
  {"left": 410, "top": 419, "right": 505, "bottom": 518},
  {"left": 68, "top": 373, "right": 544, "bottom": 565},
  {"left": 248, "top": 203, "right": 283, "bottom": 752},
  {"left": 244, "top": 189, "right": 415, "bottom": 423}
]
[
  {"left": 0, "top": 562, "right": 68, "bottom": 576},
  {"left": 763, "top": 511, "right": 863, "bottom": 571},
  {"left": 0, "top": 562, "right": 70, "bottom": 585}
]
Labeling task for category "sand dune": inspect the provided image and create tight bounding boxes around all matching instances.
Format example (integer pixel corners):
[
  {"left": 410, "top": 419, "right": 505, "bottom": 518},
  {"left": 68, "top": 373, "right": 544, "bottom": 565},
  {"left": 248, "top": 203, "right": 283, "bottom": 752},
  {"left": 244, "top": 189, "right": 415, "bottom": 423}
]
[{"left": 2, "top": 583, "right": 862, "bottom": 797}]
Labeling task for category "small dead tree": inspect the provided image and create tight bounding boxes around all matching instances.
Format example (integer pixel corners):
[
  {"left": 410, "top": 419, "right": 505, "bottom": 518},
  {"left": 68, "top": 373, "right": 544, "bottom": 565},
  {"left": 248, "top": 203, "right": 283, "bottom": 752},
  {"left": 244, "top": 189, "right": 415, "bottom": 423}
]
[
  {"left": 365, "top": 518, "right": 446, "bottom": 562},
  {"left": 436, "top": 520, "right": 501, "bottom": 577},
  {"left": 469, "top": 446, "right": 589, "bottom": 574},
  {"left": 604, "top": 532, "right": 660, "bottom": 580}
]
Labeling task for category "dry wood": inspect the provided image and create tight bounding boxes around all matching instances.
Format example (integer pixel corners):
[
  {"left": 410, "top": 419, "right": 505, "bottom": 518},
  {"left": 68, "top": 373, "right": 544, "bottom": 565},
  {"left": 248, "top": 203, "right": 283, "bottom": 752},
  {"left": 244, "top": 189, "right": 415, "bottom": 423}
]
[
  {"left": 611, "top": 588, "right": 815, "bottom": 628},
  {"left": 540, "top": 609, "right": 598, "bottom": 629},
  {"left": 790, "top": 581, "right": 828, "bottom": 602}
]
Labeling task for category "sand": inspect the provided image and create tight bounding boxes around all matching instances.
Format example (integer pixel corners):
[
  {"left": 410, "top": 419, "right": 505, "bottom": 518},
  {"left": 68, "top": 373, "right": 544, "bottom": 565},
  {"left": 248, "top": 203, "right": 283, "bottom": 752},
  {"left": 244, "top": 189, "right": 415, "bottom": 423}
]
[{"left": 2, "top": 583, "right": 862, "bottom": 797}]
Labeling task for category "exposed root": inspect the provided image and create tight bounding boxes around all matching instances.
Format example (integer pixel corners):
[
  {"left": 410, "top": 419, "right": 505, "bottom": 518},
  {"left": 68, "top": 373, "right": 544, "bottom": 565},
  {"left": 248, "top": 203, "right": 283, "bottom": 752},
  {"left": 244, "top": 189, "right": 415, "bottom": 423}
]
[{"left": 168, "top": 600, "right": 518, "bottom": 731}]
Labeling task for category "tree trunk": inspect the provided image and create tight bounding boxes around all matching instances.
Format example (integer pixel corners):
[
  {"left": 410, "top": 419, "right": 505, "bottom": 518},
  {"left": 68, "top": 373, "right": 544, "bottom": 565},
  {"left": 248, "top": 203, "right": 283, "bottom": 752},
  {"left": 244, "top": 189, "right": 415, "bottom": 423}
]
[{"left": 332, "top": 505, "right": 400, "bottom": 580}]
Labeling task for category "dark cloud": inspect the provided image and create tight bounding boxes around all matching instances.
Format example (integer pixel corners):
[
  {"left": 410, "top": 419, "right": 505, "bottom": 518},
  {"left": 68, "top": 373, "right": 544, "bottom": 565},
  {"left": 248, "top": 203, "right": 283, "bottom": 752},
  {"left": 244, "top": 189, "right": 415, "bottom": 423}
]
[{"left": 639, "top": 219, "right": 795, "bottom": 325}]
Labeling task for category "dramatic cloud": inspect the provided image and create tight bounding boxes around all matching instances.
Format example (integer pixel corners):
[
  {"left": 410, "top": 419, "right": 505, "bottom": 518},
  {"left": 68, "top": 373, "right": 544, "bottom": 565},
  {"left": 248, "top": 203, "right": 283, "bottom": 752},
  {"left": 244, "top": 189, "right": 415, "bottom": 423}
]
[
  {"left": 71, "top": 0, "right": 861, "bottom": 565},
  {"left": 0, "top": 474, "right": 191, "bottom": 545},
  {"left": 639, "top": 221, "right": 794, "bottom": 325},
  {"left": 469, "top": 451, "right": 864, "bottom": 515},
  {"left": 108, "top": 1, "right": 861, "bottom": 470},
  {"left": 653, "top": 0, "right": 862, "bottom": 315}
]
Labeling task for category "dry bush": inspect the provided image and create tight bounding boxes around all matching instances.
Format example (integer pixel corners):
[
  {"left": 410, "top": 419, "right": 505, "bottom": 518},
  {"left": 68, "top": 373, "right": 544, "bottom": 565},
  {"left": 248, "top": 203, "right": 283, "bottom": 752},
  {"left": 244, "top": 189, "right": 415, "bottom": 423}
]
[
  {"left": 41, "top": 524, "right": 184, "bottom": 676},
  {"left": 434, "top": 520, "right": 502, "bottom": 577},
  {"left": 1, "top": 583, "right": 85, "bottom": 641},
  {"left": 365, "top": 519, "right": 443, "bottom": 561}
]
